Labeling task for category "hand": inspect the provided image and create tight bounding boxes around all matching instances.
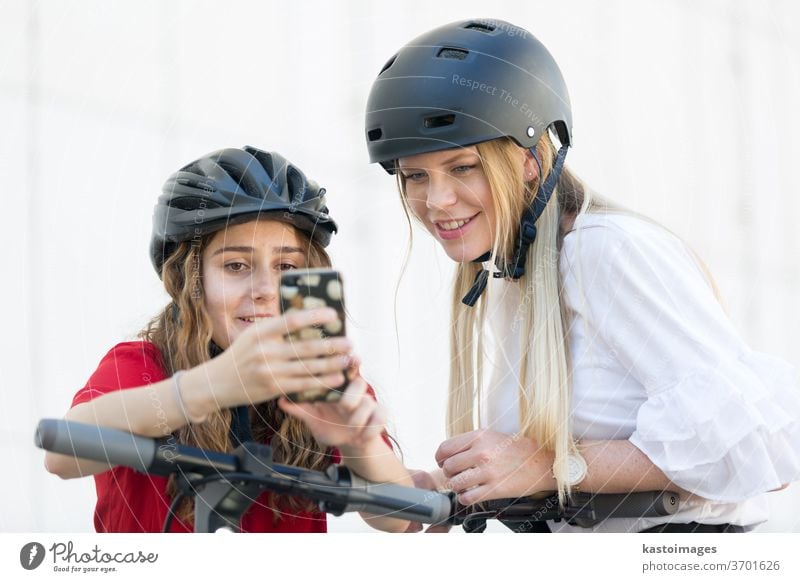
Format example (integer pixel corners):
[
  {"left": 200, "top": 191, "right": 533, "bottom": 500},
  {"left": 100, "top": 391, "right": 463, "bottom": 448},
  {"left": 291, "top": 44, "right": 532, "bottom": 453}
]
[
  {"left": 404, "top": 469, "right": 451, "bottom": 533},
  {"left": 208, "top": 307, "right": 354, "bottom": 409},
  {"left": 435, "top": 429, "right": 556, "bottom": 505},
  {"left": 277, "top": 372, "right": 385, "bottom": 450}
]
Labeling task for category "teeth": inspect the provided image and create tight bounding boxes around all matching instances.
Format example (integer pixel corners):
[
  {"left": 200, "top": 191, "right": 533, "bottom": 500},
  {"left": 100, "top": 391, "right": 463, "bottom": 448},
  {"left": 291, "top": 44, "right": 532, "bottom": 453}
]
[
  {"left": 241, "top": 316, "right": 270, "bottom": 322},
  {"left": 438, "top": 218, "right": 470, "bottom": 231}
]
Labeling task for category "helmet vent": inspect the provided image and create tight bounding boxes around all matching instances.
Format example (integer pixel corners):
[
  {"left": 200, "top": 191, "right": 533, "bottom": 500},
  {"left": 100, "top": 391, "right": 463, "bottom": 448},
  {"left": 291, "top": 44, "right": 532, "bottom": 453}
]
[
  {"left": 287, "top": 166, "right": 306, "bottom": 202},
  {"left": 218, "top": 161, "right": 259, "bottom": 197},
  {"left": 464, "top": 22, "right": 495, "bottom": 34},
  {"left": 423, "top": 114, "right": 456, "bottom": 129},
  {"left": 379, "top": 54, "right": 397, "bottom": 74},
  {"left": 437, "top": 47, "right": 469, "bottom": 60},
  {"left": 170, "top": 197, "right": 219, "bottom": 211},
  {"left": 367, "top": 128, "right": 383, "bottom": 142}
]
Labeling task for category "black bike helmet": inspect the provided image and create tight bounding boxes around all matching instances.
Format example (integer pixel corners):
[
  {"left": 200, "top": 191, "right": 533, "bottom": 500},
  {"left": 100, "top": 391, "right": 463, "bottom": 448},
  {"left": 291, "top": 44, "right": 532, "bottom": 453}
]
[
  {"left": 365, "top": 18, "right": 572, "bottom": 173},
  {"left": 365, "top": 19, "right": 573, "bottom": 305},
  {"left": 150, "top": 146, "right": 337, "bottom": 276}
]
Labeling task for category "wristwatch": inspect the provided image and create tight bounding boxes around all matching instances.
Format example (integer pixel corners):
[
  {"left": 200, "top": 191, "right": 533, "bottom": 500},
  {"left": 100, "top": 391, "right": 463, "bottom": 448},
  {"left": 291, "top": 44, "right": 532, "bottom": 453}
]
[{"left": 565, "top": 452, "right": 588, "bottom": 487}]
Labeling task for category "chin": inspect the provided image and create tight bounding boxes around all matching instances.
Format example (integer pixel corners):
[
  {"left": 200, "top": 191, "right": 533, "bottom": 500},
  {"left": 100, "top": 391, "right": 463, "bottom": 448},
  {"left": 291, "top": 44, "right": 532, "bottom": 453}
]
[{"left": 442, "top": 246, "right": 485, "bottom": 264}]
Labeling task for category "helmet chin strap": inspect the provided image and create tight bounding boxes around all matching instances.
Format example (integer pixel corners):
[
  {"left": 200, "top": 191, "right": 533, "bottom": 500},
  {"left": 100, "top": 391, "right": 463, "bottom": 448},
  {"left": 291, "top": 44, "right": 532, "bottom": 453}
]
[{"left": 462, "top": 143, "right": 568, "bottom": 307}]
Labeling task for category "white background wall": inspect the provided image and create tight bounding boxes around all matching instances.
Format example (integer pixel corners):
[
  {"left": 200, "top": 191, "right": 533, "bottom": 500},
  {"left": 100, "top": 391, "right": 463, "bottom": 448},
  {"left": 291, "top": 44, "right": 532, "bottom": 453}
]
[{"left": 1, "top": 0, "right": 798, "bottom": 533}]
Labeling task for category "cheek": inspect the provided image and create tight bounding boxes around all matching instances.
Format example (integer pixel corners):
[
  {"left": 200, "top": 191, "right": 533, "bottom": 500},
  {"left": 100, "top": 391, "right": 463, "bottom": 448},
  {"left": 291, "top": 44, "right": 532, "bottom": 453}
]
[
  {"left": 470, "top": 177, "right": 495, "bottom": 214},
  {"left": 403, "top": 188, "right": 427, "bottom": 218},
  {"left": 407, "top": 200, "right": 434, "bottom": 232},
  {"left": 481, "top": 203, "right": 497, "bottom": 232},
  {"left": 202, "top": 274, "right": 231, "bottom": 320}
]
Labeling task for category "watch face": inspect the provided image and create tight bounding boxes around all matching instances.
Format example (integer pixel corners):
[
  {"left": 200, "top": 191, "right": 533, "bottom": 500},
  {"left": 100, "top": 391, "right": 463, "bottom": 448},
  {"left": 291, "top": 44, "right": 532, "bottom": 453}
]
[{"left": 567, "top": 453, "right": 587, "bottom": 486}]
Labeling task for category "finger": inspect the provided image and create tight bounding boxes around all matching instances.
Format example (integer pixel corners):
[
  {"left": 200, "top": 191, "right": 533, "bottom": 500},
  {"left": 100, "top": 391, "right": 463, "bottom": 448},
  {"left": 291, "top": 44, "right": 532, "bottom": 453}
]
[
  {"left": 344, "top": 395, "right": 376, "bottom": 433},
  {"left": 434, "top": 430, "right": 484, "bottom": 467},
  {"left": 345, "top": 356, "right": 362, "bottom": 380},
  {"left": 274, "top": 372, "right": 347, "bottom": 396},
  {"left": 409, "top": 470, "right": 436, "bottom": 490},
  {"left": 439, "top": 449, "right": 485, "bottom": 479},
  {"left": 279, "top": 336, "right": 353, "bottom": 359},
  {"left": 338, "top": 376, "right": 368, "bottom": 412},
  {"left": 275, "top": 354, "right": 352, "bottom": 378},
  {"left": 281, "top": 308, "right": 338, "bottom": 333},
  {"left": 277, "top": 398, "right": 317, "bottom": 423},
  {"left": 242, "top": 309, "right": 338, "bottom": 343},
  {"left": 458, "top": 485, "right": 494, "bottom": 507},
  {"left": 361, "top": 406, "right": 387, "bottom": 442},
  {"left": 445, "top": 466, "right": 483, "bottom": 494},
  {"left": 404, "top": 521, "right": 423, "bottom": 533}
]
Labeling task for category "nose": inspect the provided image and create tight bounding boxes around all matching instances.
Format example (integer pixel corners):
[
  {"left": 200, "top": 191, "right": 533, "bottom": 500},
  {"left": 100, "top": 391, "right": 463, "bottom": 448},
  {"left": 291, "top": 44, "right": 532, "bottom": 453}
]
[
  {"left": 252, "top": 267, "right": 279, "bottom": 307},
  {"left": 425, "top": 173, "right": 458, "bottom": 212}
]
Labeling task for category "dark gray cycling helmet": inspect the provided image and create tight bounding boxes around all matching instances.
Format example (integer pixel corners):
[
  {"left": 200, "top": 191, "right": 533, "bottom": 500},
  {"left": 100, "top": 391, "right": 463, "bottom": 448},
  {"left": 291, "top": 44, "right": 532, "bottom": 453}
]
[
  {"left": 365, "top": 18, "right": 572, "bottom": 172},
  {"left": 366, "top": 19, "right": 573, "bottom": 306},
  {"left": 150, "top": 146, "right": 337, "bottom": 276}
]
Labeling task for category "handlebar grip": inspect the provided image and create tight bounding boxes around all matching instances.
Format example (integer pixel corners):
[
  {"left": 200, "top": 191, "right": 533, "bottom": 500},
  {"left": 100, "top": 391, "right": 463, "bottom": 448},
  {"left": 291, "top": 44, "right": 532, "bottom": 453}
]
[
  {"left": 341, "top": 471, "right": 453, "bottom": 524},
  {"left": 587, "top": 491, "right": 680, "bottom": 518},
  {"left": 35, "top": 418, "right": 156, "bottom": 472}
]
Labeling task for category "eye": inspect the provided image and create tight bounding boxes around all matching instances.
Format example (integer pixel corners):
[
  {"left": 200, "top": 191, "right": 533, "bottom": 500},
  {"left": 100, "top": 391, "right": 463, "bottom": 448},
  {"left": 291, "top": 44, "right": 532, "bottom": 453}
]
[
  {"left": 225, "top": 262, "right": 249, "bottom": 273},
  {"left": 402, "top": 171, "right": 427, "bottom": 183},
  {"left": 278, "top": 262, "right": 299, "bottom": 272},
  {"left": 452, "top": 164, "right": 476, "bottom": 174}
]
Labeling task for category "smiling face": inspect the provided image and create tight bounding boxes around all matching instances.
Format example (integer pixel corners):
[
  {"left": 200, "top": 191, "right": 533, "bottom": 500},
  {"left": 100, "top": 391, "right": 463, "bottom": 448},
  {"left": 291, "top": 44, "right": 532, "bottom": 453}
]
[
  {"left": 398, "top": 146, "right": 498, "bottom": 263},
  {"left": 202, "top": 219, "right": 308, "bottom": 349},
  {"left": 398, "top": 143, "right": 541, "bottom": 263}
]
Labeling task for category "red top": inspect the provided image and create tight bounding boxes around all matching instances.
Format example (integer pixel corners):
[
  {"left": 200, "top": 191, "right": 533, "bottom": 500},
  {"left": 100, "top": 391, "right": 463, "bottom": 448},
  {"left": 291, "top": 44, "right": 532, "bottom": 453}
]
[{"left": 71, "top": 341, "right": 334, "bottom": 533}]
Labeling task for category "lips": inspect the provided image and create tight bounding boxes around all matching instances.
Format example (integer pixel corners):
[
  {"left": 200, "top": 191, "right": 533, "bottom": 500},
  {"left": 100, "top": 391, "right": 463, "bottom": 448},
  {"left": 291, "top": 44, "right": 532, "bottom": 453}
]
[
  {"left": 433, "top": 213, "right": 478, "bottom": 240},
  {"left": 238, "top": 314, "right": 275, "bottom": 324}
]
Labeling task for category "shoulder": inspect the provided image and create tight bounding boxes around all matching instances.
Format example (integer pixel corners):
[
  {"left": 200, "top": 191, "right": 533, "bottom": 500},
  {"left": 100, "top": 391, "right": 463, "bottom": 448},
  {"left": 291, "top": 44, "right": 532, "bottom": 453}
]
[
  {"left": 96, "top": 341, "right": 165, "bottom": 373},
  {"left": 563, "top": 212, "right": 680, "bottom": 254},
  {"left": 72, "top": 341, "right": 167, "bottom": 407},
  {"left": 560, "top": 212, "right": 701, "bottom": 279}
]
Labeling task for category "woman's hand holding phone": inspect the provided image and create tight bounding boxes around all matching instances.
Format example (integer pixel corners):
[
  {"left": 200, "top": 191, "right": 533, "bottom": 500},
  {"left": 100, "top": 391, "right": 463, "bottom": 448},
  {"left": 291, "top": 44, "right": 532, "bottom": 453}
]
[
  {"left": 278, "top": 365, "right": 387, "bottom": 451},
  {"left": 204, "top": 307, "right": 354, "bottom": 410}
]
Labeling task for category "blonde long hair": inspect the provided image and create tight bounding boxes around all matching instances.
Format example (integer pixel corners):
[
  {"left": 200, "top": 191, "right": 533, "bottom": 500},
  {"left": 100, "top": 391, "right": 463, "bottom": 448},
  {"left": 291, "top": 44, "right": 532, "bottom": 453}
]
[
  {"left": 399, "top": 135, "right": 607, "bottom": 503},
  {"left": 139, "top": 221, "right": 334, "bottom": 525},
  {"left": 399, "top": 135, "right": 725, "bottom": 504}
]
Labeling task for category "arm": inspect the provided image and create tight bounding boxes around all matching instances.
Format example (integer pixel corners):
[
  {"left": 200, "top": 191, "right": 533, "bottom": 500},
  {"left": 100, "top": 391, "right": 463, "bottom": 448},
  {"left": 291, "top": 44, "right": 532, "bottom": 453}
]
[
  {"left": 580, "top": 440, "right": 788, "bottom": 496},
  {"left": 278, "top": 375, "right": 413, "bottom": 533},
  {"left": 434, "top": 430, "right": 692, "bottom": 505},
  {"left": 576, "top": 440, "right": 692, "bottom": 497},
  {"left": 43, "top": 364, "right": 222, "bottom": 479},
  {"left": 404, "top": 468, "right": 452, "bottom": 533},
  {"left": 563, "top": 223, "right": 800, "bottom": 500},
  {"left": 45, "top": 308, "right": 353, "bottom": 480},
  {"left": 338, "top": 437, "right": 415, "bottom": 532}
]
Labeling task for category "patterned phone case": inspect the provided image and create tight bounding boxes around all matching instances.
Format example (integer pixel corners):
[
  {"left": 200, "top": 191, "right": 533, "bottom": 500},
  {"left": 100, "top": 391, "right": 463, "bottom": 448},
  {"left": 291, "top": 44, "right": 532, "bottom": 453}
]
[{"left": 279, "top": 268, "right": 347, "bottom": 403}]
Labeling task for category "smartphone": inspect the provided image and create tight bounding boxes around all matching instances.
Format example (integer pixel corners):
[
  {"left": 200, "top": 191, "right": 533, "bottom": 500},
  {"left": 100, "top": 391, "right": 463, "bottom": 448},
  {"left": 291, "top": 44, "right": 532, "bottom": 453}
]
[{"left": 279, "top": 268, "right": 348, "bottom": 403}]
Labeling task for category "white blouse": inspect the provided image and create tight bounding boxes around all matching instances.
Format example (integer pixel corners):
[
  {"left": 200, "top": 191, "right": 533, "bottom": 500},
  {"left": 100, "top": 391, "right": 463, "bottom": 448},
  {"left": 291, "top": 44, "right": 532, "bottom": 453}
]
[{"left": 481, "top": 212, "right": 800, "bottom": 532}]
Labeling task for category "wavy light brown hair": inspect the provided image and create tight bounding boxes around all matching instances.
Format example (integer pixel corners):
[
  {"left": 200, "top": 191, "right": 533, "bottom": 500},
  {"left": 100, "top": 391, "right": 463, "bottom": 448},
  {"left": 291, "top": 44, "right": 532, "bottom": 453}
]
[{"left": 139, "top": 219, "right": 334, "bottom": 525}]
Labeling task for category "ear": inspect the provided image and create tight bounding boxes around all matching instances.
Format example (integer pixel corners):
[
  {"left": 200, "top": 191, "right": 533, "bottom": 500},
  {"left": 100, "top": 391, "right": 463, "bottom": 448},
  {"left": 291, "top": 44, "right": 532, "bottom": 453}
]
[{"left": 522, "top": 148, "right": 539, "bottom": 182}]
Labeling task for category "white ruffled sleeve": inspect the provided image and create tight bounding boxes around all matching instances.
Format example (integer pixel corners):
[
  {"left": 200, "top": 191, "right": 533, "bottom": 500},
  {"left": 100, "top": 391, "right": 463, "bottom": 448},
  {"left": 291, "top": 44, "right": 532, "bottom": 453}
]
[{"left": 561, "top": 216, "right": 800, "bottom": 502}]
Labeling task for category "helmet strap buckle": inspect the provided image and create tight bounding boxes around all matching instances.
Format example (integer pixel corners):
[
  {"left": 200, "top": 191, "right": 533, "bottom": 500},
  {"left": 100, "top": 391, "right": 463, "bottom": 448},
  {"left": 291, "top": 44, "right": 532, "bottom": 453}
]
[{"left": 461, "top": 144, "right": 568, "bottom": 306}]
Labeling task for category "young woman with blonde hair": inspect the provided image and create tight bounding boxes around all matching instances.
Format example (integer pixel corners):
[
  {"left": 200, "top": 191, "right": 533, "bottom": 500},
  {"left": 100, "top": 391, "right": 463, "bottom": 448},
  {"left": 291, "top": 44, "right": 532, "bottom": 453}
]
[
  {"left": 45, "top": 146, "right": 412, "bottom": 533},
  {"left": 365, "top": 19, "right": 800, "bottom": 532}
]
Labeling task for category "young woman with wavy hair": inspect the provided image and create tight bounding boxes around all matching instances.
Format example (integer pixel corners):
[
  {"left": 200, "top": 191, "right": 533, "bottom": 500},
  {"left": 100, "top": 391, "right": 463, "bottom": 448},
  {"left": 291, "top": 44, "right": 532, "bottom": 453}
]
[{"left": 45, "top": 146, "right": 412, "bottom": 533}]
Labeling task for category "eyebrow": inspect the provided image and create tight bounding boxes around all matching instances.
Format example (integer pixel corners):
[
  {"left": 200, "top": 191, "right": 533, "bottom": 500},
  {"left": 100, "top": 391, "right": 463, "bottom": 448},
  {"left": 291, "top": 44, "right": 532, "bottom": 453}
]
[
  {"left": 398, "top": 151, "right": 477, "bottom": 171},
  {"left": 210, "top": 245, "right": 305, "bottom": 257}
]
